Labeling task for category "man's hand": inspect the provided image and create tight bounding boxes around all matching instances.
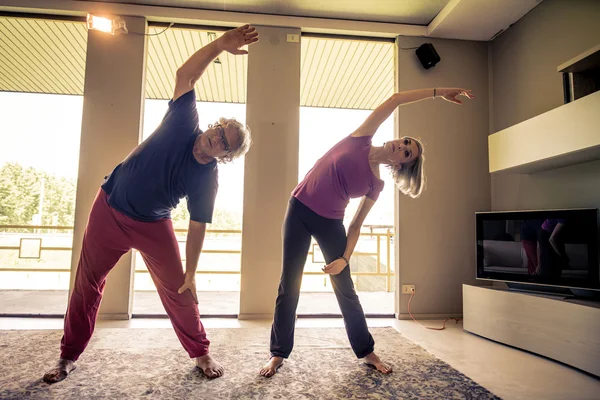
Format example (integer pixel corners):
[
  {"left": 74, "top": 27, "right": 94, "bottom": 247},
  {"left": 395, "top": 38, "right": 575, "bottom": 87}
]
[
  {"left": 173, "top": 25, "right": 259, "bottom": 101},
  {"left": 219, "top": 25, "right": 259, "bottom": 55},
  {"left": 322, "top": 258, "right": 348, "bottom": 275},
  {"left": 178, "top": 272, "right": 199, "bottom": 304}
]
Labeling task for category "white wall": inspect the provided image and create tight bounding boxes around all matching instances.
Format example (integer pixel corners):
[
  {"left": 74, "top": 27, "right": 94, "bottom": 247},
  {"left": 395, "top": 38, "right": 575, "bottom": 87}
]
[
  {"left": 396, "top": 37, "right": 491, "bottom": 317},
  {"left": 490, "top": 0, "right": 600, "bottom": 212}
]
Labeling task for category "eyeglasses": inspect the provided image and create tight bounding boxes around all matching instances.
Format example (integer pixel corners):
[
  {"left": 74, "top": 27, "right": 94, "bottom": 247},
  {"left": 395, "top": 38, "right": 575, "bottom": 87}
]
[{"left": 212, "top": 124, "right": 230, "bottom": 153}]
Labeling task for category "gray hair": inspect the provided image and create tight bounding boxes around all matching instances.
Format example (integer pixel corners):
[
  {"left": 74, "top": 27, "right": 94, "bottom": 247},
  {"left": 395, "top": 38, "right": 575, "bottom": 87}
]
[
  {"left": 388, "top": 136, "right": 426, "bottom": 198},
  {"left": 216, "top": 117, "right": 253, "bottom": 163}
]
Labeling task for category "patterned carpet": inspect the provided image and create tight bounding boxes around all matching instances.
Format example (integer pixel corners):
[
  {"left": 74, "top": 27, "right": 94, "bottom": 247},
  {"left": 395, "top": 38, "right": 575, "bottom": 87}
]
[{"left": 0, "top": 327, "right": 500, "bottom": 399}]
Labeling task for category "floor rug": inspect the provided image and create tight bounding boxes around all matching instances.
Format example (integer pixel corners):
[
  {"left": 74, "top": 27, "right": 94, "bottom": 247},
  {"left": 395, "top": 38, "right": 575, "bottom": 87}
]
[{"left": 0, "top": 327, "right": 500, "bottom": 399}]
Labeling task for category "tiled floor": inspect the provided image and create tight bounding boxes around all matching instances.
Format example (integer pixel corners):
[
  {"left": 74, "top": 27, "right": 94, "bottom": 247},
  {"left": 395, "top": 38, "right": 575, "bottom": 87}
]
[{"left": 1, "top": 317, "right": 598, "bottom": 400}]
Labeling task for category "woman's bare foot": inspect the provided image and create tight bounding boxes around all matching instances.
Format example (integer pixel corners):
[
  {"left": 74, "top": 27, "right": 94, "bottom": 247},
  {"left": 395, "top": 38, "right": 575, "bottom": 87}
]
[
  {"left": 195, "top": 354, "right": 224, "bottom": 378},
  {"left": 43, "top": 359, "right": 76, "bottom": 384},
  {"left": 259, "top": 356, "right": 284, "bottom": 377},
  {"left": 364, "top": 352, "right": 392, "bottom": 374}
]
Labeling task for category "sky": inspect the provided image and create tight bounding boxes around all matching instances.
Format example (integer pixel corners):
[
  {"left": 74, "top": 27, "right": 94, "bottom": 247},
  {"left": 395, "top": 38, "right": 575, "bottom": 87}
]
[{"left": 0, "top": 92, "right": 395, "bottom": 226}]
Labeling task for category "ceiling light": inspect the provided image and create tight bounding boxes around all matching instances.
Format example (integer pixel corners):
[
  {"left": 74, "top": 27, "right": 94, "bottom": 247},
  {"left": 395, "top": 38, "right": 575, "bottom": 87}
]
[{"left": 87, "top": 14, "right": 128, "bottom": 35}]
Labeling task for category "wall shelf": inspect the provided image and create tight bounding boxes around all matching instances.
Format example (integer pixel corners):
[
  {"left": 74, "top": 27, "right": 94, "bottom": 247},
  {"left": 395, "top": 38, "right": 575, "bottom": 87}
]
[
  {"left": 558, "top": 43, "right": 600, "bottom": 74},
  {"left": 488, "top": 90, "right": 600, "bottom": 174},
  {"left": 558, "top": 44, "right": 600, "bottom": 104}
]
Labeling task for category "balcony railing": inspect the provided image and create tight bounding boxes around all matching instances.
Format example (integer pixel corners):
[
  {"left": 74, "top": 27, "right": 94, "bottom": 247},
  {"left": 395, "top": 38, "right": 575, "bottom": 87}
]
[{"left": 0, "top": 224, "right": 395, "bottom": 291}]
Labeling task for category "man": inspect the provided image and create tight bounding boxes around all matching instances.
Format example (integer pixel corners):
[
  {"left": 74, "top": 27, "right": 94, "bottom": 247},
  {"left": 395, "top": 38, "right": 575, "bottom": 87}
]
[{"left": 43, "top": 24, "right": 258, "bottom": 383}]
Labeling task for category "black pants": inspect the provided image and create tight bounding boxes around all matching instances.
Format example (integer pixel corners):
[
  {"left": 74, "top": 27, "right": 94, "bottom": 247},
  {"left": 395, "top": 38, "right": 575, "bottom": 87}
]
[
  {"left": 538, "top": 229, "right": 568, "bottom": 281},
  {"left": 270, "top": 197, "right": 375, "bottom": 359}
]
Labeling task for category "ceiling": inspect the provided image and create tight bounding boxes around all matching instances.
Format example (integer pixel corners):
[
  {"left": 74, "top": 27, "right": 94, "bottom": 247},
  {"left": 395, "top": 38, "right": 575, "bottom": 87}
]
[
  {"left": 76, "top": 0, "right": 452, "bottom": 26},
  {"left": 69, "top": 0, "right": 542, "bottom": 40},
  {"left": 0, "top": 0, "right": 544, "bottom": 40},
  {"left": 0, "top": 17, "right": 394, "bottom": 109}
]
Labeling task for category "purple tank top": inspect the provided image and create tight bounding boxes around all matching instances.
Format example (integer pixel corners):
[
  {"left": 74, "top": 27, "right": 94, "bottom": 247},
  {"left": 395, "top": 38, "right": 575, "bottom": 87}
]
[{"left": 292, "top": 135, "right": 385, "bottom": 219}]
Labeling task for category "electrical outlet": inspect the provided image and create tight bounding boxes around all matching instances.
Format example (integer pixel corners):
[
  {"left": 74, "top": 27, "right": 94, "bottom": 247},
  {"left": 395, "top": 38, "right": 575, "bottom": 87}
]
[{"left": 401, "top": 285, "right": 415, "bottom": 294}]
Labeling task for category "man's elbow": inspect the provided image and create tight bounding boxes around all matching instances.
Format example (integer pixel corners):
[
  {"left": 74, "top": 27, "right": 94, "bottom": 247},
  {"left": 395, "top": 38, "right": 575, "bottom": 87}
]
[
  {"left": 176, "top": 68, "right": 194, "bottom": 86},
  {"left": 189, "top": 220, "right": 207, "bottom": 231}
]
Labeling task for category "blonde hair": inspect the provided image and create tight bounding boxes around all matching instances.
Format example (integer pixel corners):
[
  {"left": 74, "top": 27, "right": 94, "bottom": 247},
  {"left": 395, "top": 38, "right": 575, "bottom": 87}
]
[
  {"left": 388, "top": 136, "right": 426, "bottom": 198},
  {"left": 216, "top": 117, "right": 253, "bottom": 163}
]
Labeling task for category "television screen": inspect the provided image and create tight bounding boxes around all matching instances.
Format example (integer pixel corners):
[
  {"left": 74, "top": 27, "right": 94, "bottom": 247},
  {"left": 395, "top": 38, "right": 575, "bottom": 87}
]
[{"left": 476, "top": 209, "right": 599, "bottom": 291}]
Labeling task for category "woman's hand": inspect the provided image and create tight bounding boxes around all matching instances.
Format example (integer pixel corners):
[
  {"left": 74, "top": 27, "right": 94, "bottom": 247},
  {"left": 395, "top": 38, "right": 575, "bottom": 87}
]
[
  {"left": 219, "top": 25, "right": 259, "bottom": 55},
  {"left": 322, "top": 258, "right": 348, "bottom": 275},
  {"left": 549, "top": 238, "right": 562, "bottom": 256},
  {"left": 437, "top": 88, "right": 475, "bottom": 104}
]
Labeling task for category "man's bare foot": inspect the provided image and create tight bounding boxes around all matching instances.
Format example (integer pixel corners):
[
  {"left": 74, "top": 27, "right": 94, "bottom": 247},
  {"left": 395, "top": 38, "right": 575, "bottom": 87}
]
[
  {"left": 43, "top": 359, "right": 76, "bottom": 384},
  {"left": 195, "top": 354, "right": 224, "bottom": 378},
  {"left": 364, "top": 352, "right": 392, "bottom": 374},
  {"left": 259, "top": 356, "right": 284, "bottom": 377}
]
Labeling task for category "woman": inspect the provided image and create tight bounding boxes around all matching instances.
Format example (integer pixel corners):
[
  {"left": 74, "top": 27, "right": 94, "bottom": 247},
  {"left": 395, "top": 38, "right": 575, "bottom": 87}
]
[
  {"left": 536, "top": 219, "right": 569, "bottom": 280},
  {"left": 260, "top": 87, "right": 475, "bottom": 377},
  {"left": 520, "top": 219, "right": 543, "bottom": 275}
]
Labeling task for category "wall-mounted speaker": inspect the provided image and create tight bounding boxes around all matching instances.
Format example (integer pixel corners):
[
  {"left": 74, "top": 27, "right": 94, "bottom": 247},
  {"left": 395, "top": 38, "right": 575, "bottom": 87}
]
[{"left": 415, "top": 43, "right": 440, "bottom": 69}]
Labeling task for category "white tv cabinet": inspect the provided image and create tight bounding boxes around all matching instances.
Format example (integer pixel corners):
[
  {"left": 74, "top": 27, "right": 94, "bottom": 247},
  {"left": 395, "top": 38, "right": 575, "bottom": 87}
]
[{"left": 463, "top": 284, "right": 600, "bottom": 377}]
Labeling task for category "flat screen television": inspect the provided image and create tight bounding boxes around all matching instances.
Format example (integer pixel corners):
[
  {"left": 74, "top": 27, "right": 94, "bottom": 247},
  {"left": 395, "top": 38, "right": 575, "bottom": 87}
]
[{"left": 476, "top": 208, "right": 599, "bottom": 293}]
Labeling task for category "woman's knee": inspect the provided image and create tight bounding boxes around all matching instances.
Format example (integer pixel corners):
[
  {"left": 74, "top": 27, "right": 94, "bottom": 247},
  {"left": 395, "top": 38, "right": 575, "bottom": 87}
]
[{"left": 331, "top": 274, "right": 359, "bottom": 299}]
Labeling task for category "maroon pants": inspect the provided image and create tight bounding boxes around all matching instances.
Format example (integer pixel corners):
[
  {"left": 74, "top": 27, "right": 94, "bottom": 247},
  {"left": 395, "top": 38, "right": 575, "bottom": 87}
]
[{"left": 60, "top": 189, "right": 210, "bottom": 361}]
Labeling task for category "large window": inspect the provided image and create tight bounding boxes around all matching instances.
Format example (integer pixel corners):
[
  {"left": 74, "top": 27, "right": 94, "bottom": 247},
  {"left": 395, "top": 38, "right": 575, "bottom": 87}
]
[
  {"left": 0, "top": 17, "right": 86, "bottom": 315},
  {"left": 132, "top": 26, "right": 247, "bottom": 316},
  {"left": 0, "top": 92, "right": 83, "bottom": 314},
  {"left": 297, "top": 36, "right": 396, "bottom": 315}
]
